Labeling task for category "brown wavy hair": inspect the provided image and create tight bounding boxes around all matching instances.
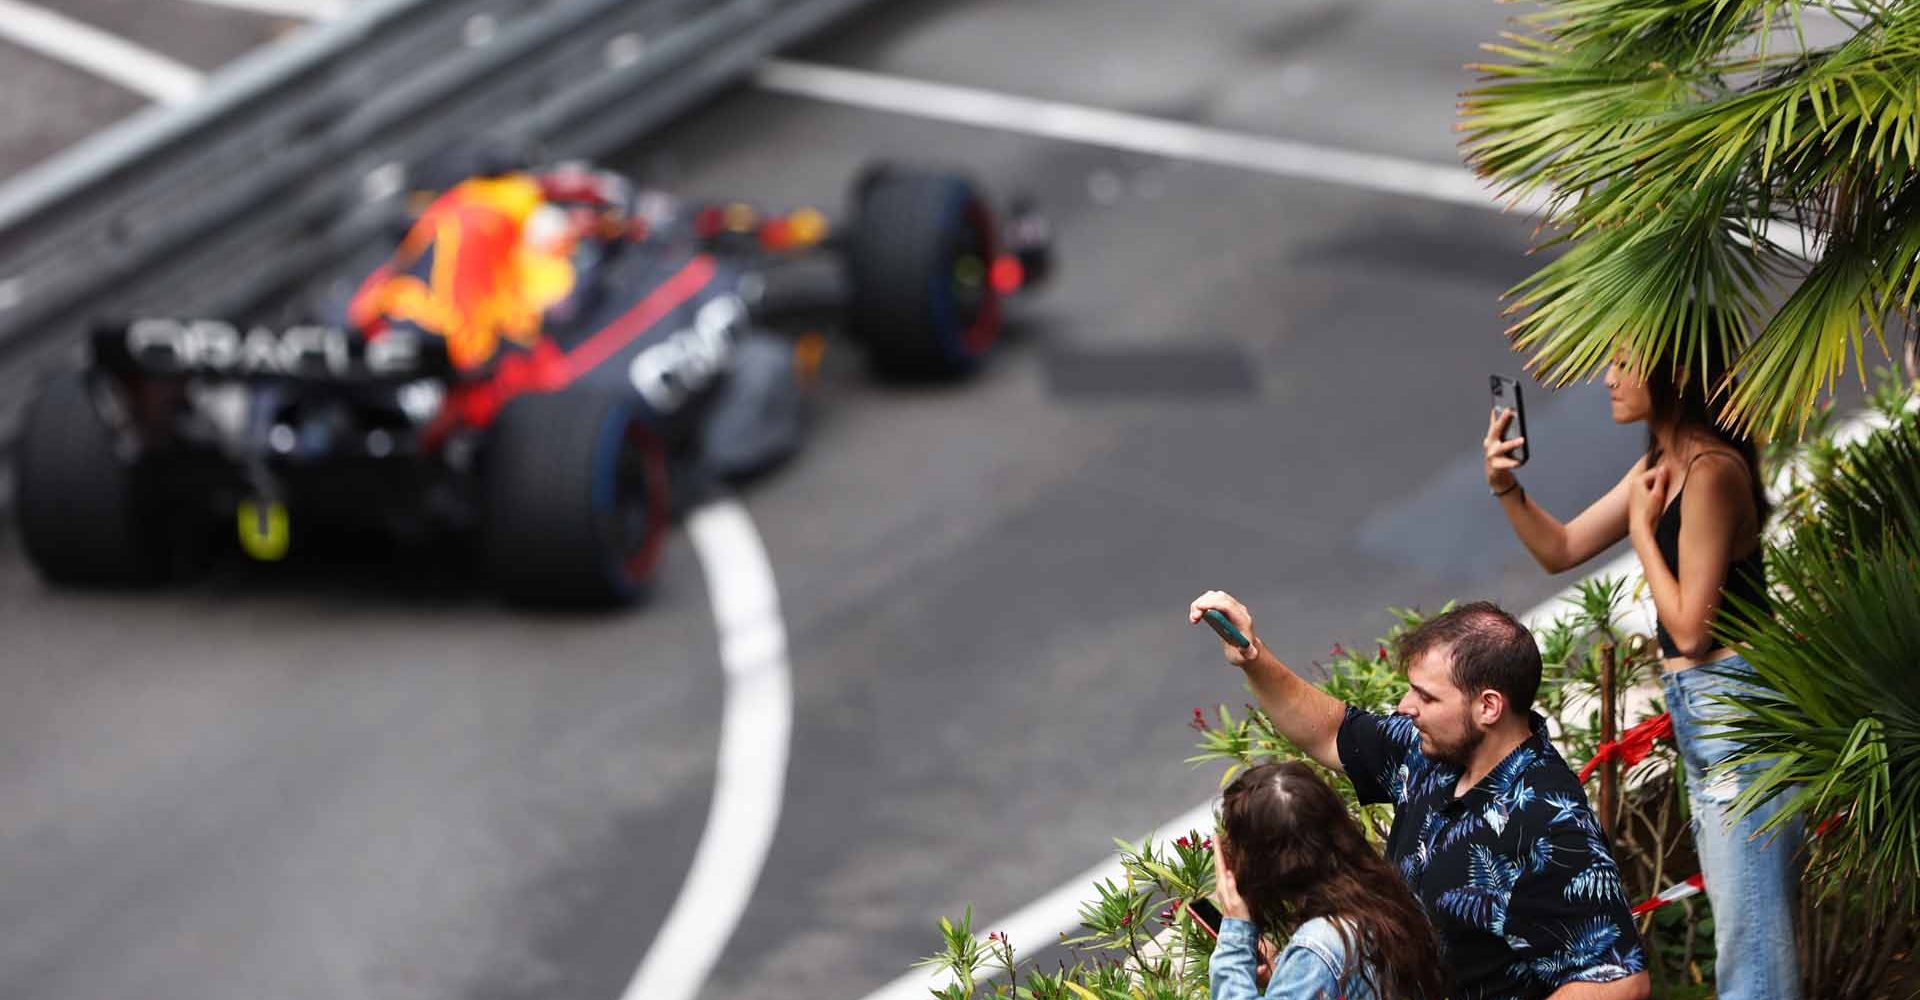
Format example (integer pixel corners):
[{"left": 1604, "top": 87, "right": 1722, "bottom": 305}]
[{"left": 1219, "top": 761, "right": 1447, "bottom": 1000}]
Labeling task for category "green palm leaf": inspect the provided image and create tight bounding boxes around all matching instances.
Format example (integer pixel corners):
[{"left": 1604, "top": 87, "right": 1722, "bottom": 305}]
[
  {"left": 1715, "top": 405, "right": 1920, "bottom": 897},
  {"left": 1463, "top": 0, "right": 1920, "bottom": 434}
]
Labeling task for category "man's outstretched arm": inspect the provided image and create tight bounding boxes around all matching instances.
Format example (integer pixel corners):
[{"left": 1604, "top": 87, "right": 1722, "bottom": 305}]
[{"left": 1188, "top": 591, "right": 1347, "bottom": 772}]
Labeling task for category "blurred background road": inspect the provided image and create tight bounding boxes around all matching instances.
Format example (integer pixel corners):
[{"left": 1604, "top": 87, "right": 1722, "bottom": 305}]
[{"left": 0, "top": 1, "right": 1645, "bottom": 999}]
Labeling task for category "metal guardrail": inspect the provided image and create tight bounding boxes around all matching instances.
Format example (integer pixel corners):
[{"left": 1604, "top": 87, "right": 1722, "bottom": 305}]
[{"left": 0, "top": 0, "right": 877, "bottom": 456}]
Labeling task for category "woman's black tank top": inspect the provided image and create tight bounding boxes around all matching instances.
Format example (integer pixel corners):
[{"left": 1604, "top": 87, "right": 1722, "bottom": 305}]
[{"left": 1653, "top": 455, "right": 1769, "bottom": 659}]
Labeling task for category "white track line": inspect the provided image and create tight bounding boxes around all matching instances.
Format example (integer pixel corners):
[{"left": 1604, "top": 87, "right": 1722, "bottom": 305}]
[
  {"left": 179, "top": 0, "right": 347, "bottom": 20},
  {"left": 624, "top": 498, "right": 793, "bottom": 1000},
  {"left": 756, "top": 59, "right": 1550, "bottom": 216},
  {"left": 0, "top": 0, "right": 204, "bottom": 105},
  {"left": 860, "top": 411, "right": 1884, "bottom": 1000},
  {"left": 756, "top": 60, "right": 1824, "bottom": 257}
]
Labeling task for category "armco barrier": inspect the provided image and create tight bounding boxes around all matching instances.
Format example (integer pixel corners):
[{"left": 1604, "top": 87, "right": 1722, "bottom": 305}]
[{"left": 0, "top": 0, "right": 878, "bottom": 451}]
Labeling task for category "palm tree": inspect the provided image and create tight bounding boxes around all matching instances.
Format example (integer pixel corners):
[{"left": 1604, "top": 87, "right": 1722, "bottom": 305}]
[{"left": 1459, "top": 0, "right": 1920, "bottom": 437}]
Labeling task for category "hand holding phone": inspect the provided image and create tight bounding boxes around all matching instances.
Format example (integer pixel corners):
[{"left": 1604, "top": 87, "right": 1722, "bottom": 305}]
[
  {"left": 1190, "top": 592, "right": 1258, "bottom": 664},
  {"left": 1488, "top": 375, "right": 1530, "bottom": 467}
]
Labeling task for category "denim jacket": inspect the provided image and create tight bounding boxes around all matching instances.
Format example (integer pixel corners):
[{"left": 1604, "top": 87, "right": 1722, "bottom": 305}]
[{"left": 1209, "top": 916, "right": 1379, "bottom": 1000}]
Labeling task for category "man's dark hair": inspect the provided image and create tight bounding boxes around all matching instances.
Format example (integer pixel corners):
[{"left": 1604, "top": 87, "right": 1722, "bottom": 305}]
[{"left": 1394, "top": 601, "right": 1541, "bottom": 716}]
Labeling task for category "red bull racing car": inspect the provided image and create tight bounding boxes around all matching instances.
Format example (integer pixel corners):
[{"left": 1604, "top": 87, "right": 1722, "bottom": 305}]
[{"left": 13, "top": 158, "right": 1051, "bottom": 605}]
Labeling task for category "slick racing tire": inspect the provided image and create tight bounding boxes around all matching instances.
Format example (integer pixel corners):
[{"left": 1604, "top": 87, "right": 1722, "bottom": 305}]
[
  {"left": 15, "top": 372, "right": 178, "bottom": 586},
  {"left": 482, "top": 390, "right": 670, "bottom": 607},
  {"left": 846, "top": 168, "right": 1003, "bottom": 380}
]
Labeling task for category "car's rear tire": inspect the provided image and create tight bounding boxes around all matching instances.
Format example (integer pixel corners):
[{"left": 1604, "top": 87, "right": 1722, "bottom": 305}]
[
  {"left": 846, "top": 168, "right": 1003, "bottom": 380},
  {"left": 482, "top": 390, "right": 669, "bottom": 607},
  {"left": 15, "top": 372, "right": 177, "bottom": 586}
]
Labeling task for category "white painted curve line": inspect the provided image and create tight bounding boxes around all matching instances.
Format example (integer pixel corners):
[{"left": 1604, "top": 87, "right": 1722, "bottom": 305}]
[
  {"left": 860, "top": 408, "right": 1890, "bottom": 1000},
  {"left": 0, "top": 0, "right": 204, "bottom": 105},
  {"left": 180, "top": 0, "right": 348, "bottom": 20},
  {"left": 623, "top": 498, "right": 793, "bottom": 1000},
  {"left": 756, "top": 59, "right": 1550, "bottom": 217}
]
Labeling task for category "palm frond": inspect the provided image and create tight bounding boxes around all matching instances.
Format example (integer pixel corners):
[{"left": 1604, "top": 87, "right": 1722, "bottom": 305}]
[
  {"left": 1501, "top": 203, "right": 1777, "bottom": 389},
  {"left": 1463, "top": 0, "right": 1920, "bottom": 431},
  {"left": 1715, "top": 406, "right": 1920, "bottom": 893},
  {"left": 1722, "top": 183, "right": 1920, "bottom": 434}
]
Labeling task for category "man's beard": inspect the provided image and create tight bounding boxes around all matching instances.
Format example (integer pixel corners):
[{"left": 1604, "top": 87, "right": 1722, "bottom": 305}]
[{"left": 1422, "top": 725, "right": 1484, "bottom": 769}]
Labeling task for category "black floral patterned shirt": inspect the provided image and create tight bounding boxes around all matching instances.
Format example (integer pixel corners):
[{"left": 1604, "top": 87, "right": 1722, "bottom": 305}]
[{"left": 1337, "top": 707, "right": 1646, "bottom": 1000}]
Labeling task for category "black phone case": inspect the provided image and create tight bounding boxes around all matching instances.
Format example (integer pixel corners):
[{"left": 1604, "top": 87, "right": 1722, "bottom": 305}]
[
  {"left": 1490, "top": 375, "right": 1530, "bottom": 466},
  {"left": 1188, "top": 897, "right": 1224, "bottom": 932}
]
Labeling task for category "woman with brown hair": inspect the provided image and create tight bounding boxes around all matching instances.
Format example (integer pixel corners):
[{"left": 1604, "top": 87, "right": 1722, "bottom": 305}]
[{"left": 1211, "top": 761, "right": 1447, "bottom": 1000}]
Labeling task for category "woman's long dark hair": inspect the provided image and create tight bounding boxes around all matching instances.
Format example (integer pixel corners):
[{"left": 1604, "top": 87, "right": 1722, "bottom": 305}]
[
  {"left": 1642, "top": 339, "right": 1770, "bottom": 527},
  {"left": 1219, "top": 762, "right": 1446, "bottom": 1000}
]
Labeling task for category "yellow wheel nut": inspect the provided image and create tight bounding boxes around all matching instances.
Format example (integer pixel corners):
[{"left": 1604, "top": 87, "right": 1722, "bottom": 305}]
[{"left": 238, "top": 499, "right": 291, "bottom": 562}]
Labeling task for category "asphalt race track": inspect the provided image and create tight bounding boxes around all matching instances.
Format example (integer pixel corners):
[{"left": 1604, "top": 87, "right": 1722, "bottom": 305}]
[{"left": 0, "top": 1, "right": 1648, "bottom": 998}]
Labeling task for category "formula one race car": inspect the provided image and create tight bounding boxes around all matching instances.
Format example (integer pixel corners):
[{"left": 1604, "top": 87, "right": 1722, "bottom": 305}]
[{"left": 14, "top": 157, "right": 1051, "bottom": 605}]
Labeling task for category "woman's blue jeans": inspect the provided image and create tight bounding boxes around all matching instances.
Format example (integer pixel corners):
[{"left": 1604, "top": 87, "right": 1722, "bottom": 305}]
[{"left": 1661, "top": 656, "right": 1804, "bottom": 1000}]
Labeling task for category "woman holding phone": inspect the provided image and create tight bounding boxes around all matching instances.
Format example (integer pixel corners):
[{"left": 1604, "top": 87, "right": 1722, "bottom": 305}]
[
  {"left": 1482, "top": 350, "right": 1802, "bottom": 1000},
  {"left": 1209, "top": 761, "right": 1445, "bottom": 1000}
]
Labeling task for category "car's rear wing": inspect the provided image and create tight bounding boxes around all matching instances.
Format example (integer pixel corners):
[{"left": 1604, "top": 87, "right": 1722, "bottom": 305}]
[{"left": 91, "top": 318, "right": 453, "bottom": 382}]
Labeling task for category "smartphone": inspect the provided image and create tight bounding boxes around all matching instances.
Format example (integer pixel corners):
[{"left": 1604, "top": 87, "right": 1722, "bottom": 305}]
[
  {"left": 1187, "top": 898, "right": 1224, "bottom": 934},
  {"left": 1489, "top": 375, "right": 1530, "bottom": 466},
  {"left": 1202, "top": 609, "right": 1250, "bottom": 649}
]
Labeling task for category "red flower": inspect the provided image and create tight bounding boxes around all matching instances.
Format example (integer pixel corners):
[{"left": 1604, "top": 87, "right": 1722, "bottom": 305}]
[
  {"left": 1175, "top": 835, "right": 1191, "bottom": 849},
  {"left": 1190, "top": 707, "right": 1209, "bottom": 732},
  {"left": 1330, "top": 643, "right": 1346, "bottom": 658},
  {"left": 1377, "top": 644, "right": 1390, "bottom": 661}
]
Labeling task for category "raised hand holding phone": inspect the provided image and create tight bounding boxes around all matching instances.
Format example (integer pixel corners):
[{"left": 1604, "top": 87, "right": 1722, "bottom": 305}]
[
  {"left": 1488, "top": 374, "right": 1530, "bottom": 468},
  {"left": 1189, "top": 591, "right": 1258, "bottom": 665}
]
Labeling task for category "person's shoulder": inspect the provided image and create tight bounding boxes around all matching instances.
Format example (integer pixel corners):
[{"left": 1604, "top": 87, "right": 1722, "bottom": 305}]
[
  {"left": 1684, "top": 447, "right": 1755, "bottom": 499},
  {"left": 1290, "top": 916, "right": 1347, "bottom": 945},
  {"left": 1286, "top": 917, "right": 1354, "bottom": 968},
  {"left": 1516, "top": 737, "right": 1602, "bottom": 820},
  {"left": 1343, "top": 706, "right": 1424, "bottom": 754}
]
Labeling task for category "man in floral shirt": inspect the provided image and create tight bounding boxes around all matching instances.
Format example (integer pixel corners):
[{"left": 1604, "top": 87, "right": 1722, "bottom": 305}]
[{"left": 1190, "top": 593, "right": 1649, "bottom": 1000}]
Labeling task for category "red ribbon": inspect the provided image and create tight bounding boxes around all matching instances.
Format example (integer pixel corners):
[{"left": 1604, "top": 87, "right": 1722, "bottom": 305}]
[
  {"left": 1631, "top": 873, "right": 1706, "bottom": 915},
  {"left": 1578, "top": 712, "right": 1675, "bottom": 784}
]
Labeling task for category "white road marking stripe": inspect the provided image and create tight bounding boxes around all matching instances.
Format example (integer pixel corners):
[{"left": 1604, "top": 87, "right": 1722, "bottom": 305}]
[
  {"left": 755, "top": 61, "right": 1829, "bottom": 259},
  {"left": 756, "top": 59, "right": 1550, "bottom": 216},
  {"left": 624, "top": 498, "right": 793, "bottom": 1000},
  {"left": 0, "top": 0, "right": 204, "bottom": 105},
  {"left": 857, "top": 409, "right": 1884, "bottom": 1000},
  {"left": 179, "top": 0, "right": 348, "bottom": 21}
]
